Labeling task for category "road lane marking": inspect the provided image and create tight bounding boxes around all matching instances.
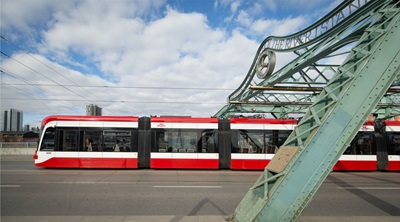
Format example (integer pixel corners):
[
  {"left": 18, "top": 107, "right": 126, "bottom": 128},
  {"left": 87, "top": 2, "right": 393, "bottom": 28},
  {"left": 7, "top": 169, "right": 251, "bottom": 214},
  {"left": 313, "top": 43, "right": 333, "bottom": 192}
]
[
  {"left": 0, "top": 185, "right": 21, "bottom": 188},
  {"left": 153, "top": 185, "right": 223, "bottom": 188},
  {"left": 337, "top": 187, "right": 400, "bottom": 190}
]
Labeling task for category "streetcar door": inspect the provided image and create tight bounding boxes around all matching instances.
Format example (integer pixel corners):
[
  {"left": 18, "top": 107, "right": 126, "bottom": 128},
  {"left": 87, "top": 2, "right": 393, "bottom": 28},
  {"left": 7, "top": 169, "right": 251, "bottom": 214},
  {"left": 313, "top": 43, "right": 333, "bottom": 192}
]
[{"left": 54, "top": 127, "right": 80, "bottom": 168}]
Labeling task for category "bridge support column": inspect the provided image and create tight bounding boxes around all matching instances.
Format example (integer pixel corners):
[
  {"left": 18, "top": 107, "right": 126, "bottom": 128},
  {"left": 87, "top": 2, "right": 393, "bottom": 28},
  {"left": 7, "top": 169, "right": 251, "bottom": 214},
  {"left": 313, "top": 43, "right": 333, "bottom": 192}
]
[{"left": 232, "top": 2, "right": 400, "bottom": 221}]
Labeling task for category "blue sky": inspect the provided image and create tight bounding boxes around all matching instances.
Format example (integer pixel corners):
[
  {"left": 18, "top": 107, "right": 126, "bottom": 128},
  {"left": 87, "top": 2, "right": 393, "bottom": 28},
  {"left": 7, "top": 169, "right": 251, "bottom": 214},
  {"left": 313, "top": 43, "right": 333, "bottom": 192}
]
[{"left": 0, "top": 0, "right": 341, "bottom": 127}]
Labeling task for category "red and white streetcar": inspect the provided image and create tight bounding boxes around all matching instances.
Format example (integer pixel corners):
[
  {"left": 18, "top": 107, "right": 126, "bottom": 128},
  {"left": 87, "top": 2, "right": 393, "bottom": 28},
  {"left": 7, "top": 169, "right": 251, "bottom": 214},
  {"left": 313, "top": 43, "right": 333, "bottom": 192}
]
[{"left": 34, "top": 115, "right": 400, "bottom": 171}]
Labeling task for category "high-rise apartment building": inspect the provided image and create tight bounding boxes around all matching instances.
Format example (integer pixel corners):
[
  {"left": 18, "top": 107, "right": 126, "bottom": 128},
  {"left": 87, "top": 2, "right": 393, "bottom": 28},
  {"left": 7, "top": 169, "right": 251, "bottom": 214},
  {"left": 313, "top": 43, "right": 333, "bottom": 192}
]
[
  {"left": 0, "top": 109, "right": 23, "bottom": 131},
  {"left": 86, "top": 104, "right": 102, "bottom": 116}
]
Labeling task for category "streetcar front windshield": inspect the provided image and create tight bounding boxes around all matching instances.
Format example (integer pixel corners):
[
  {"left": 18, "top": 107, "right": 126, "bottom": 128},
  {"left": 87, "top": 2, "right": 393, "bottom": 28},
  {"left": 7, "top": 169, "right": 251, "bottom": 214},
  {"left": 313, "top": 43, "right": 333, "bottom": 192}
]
[{"left": 40, "top": 127, "right": 55, "bottom": 151}]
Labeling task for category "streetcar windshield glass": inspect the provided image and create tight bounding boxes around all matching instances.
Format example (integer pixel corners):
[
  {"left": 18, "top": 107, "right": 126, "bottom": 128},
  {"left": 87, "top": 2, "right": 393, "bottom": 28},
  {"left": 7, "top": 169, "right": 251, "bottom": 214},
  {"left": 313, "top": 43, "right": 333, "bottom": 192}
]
[{"left": 40, "top": 127, "right": 55, "bottom": 151}]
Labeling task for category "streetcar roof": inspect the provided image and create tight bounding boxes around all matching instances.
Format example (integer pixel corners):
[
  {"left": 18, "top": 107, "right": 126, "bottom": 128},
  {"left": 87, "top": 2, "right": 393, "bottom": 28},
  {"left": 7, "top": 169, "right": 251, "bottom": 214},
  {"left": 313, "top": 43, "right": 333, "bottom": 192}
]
[{"left": 42, "top": 115, "right": 139, "bottom": 126}]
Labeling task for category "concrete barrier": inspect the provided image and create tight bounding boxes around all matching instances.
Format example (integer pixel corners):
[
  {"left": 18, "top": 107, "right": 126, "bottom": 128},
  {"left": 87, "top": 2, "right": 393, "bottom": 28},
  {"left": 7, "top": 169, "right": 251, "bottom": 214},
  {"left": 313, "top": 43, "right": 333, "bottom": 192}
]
[
  {"left": 0, "top": 142, "right": 37, "bottom": 155},
  {"left": 1, "top": 147, "right": 37, "bottom": 155}
]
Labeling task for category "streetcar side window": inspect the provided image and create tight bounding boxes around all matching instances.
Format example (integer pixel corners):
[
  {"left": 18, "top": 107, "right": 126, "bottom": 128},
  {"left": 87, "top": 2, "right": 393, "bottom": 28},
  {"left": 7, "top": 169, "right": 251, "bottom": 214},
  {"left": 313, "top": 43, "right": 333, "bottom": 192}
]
[
  {"left": 56, "top": 128, "right": 81, "bottom": 151},
  {"left": 231, "top": 130, "right": 291, "bottom": 153},
  {"left": 103, "top": 129, "right": 134, "bottom": 152},
  {"left": 358, "top": 133, "right": 374, "bottom": 155},
  {"left": 345, "top": 132, "right": 374, "bottom": 155},
  {"left": 232, "top": 130, "right": 251, "bottom": 153},
  {"left": 40, "top": 127, "right": 55, "bottom": 151},
  {"left": 201, "top": 130, "right": 218, "bottom": 153},
  {"left": 387, "top": 132, "right": 400, "bottom": 155},
  {"left": 52, "top": 127, "right": 137, "bottom": 152},
  {"left": 152, "top": 129, "right": 217, "bottom": 153},
  {"left": 264, "top": 130, "right": 277, "bottom": 154},
  {"left": 168, "top": 129, "right": 197, "bottom": 153},
  {"left": 278, "top": 130, "right": 291, "bottom": 147},
  {"left": 83, "top": 129, "right": 103, "bottom": 151},
  {"left": 153, "top": 129, "right": 167, "bottom": 152},
  {"left": 238, "top": 130, "right": 264, "bottom": 153}
]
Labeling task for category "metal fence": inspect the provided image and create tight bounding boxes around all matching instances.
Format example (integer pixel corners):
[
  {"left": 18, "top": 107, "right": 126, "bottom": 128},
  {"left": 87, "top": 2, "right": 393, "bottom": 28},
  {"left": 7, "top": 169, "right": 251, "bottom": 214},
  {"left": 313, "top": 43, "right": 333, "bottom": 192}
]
[{"left": 0, "top": 142, "right": 38, "bottom": 149}]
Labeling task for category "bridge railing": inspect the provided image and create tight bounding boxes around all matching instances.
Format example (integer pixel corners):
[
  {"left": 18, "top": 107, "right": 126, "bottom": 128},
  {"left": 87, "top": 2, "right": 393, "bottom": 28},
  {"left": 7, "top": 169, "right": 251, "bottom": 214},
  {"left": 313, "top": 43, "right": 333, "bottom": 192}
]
[{"left": 0, "top": 142, "right": 37, "bottom": 155}]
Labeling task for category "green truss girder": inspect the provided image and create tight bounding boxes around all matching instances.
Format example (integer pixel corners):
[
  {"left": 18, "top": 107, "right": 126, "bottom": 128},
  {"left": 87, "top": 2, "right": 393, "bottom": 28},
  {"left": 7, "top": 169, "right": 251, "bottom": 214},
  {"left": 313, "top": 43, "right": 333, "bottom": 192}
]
[
  {"left": 215, "top": 0, "right": 400, "bottom": 119},
  {"left": 222, "top": 92, "right": 400, "bottom": 118},
  {"left": 231, "top": 1, "right": 400, "bottom": 222}
]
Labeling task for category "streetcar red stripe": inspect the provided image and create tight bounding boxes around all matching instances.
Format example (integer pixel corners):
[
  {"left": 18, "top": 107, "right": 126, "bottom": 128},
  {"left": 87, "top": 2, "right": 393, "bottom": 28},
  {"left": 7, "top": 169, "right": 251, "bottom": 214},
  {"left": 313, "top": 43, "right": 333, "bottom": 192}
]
[
  {"left": 35, "top": 157, "right": 138, "bottom": 168},
  {"left": 151, "top": 158, "right": 219, "bottom": 169}
]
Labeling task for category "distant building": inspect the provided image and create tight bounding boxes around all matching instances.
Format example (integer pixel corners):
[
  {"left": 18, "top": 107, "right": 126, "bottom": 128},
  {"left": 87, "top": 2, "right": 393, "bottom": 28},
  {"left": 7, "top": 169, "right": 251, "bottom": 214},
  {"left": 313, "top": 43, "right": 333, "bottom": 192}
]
[
  {"left": 22, "top": 131, "right": 39, "bottom": 142},
  {"left": 0, "top": 108, "right": 23, "bottom": 132},
  {"left": 86, "top": 104, "right": 102, "bottom": 116},
  {"left": 0, "top": 131, "right": 39, "bottom": 142}
]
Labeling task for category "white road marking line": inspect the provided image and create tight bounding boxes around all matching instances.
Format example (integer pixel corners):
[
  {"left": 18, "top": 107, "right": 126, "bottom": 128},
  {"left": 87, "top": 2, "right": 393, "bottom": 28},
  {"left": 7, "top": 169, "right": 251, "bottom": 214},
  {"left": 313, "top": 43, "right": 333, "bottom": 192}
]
[
  {"left": 153, "top": 185, "right": 223, "bottom": 188},
  {"left": 337, "top": 187, "right": 400, "bottom": 190},
  {"left": 0, "top": 185, "right": 21, "bottom": 188}
]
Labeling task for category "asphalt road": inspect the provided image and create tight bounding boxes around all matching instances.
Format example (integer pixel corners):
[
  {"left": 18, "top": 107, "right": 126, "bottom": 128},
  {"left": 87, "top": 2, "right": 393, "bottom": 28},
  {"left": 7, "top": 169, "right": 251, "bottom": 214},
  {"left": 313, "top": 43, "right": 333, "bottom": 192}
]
[{"left": 1, "top": 160, "right": 400, "bottom": 221}]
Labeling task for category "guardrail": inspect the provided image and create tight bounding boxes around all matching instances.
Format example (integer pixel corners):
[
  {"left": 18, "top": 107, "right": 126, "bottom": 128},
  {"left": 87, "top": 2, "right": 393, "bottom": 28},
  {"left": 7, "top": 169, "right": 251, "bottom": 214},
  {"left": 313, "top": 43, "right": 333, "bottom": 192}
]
[{"left": 0, "top": 142, "right": 37, "bottom": 155}]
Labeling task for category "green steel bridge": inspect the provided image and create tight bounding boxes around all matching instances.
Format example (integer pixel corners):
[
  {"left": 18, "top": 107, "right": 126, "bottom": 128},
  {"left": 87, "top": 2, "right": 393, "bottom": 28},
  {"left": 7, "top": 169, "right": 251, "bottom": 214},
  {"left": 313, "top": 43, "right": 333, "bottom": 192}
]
[
  {"left": 215, "top": 0, "right": 400, "bottom": 221},
  {"left": 215, "top": 0, "right": 400, "bottom": 119}
]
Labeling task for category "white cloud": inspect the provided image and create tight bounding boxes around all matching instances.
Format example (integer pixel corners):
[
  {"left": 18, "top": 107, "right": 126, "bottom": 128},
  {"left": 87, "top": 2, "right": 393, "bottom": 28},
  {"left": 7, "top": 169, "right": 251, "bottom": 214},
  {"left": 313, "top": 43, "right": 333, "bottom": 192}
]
[
  {"left": 236, "top": 10, "right": 252, "bottom": 27},
  {"left": 1, "top": 0, "right": 343, "bottom": 125},
  {"left": 252, "top": 16, "right": 308, "bottom": 36},
  {"left": 229, "top": 0, "right": 338, "bottom": 41},
  {"left": 0, "top": 0, "right": 73, "bottom": 33},
  {"left": 1, "top": 0, "right": 260, "bottom": 123}
]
